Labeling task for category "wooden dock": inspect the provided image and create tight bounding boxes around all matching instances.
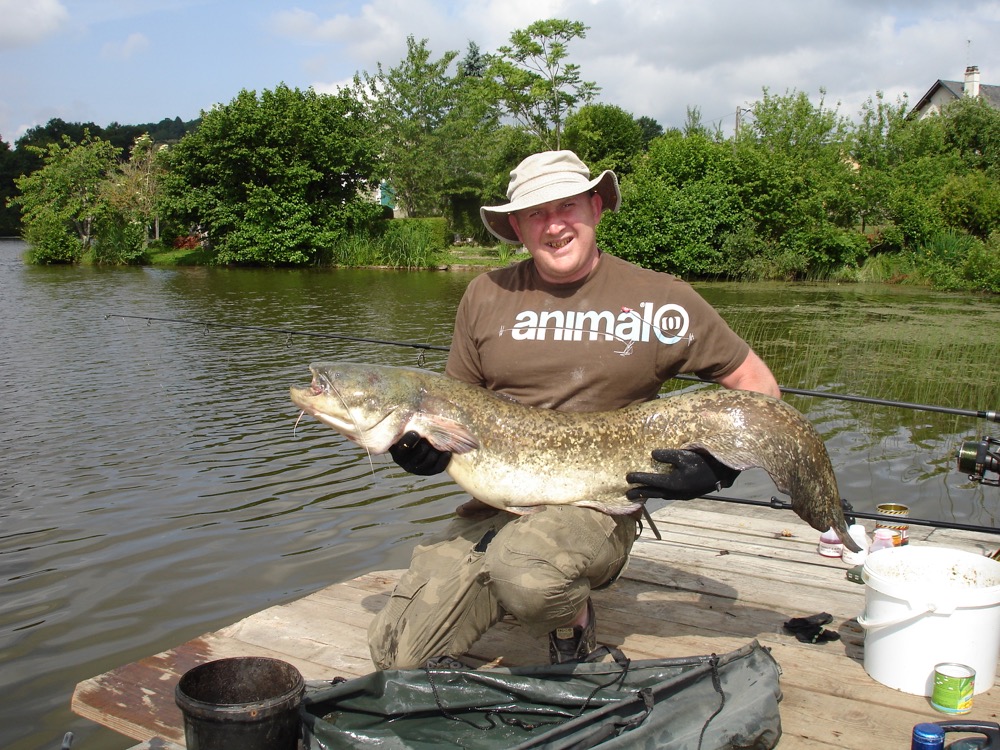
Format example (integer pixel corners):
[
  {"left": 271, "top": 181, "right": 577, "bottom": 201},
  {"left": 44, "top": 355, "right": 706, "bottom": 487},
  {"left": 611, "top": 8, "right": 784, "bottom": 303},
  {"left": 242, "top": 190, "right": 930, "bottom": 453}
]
[{"left": 72, "top": 499, "right": 1000, "bottom": 748}]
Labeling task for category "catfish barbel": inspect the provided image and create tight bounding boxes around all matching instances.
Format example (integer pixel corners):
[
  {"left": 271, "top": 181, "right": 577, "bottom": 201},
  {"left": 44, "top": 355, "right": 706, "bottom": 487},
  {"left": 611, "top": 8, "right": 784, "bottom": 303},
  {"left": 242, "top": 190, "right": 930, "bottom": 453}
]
[{"left": 290, "top": 362, "right": 860, "bottom": 551}]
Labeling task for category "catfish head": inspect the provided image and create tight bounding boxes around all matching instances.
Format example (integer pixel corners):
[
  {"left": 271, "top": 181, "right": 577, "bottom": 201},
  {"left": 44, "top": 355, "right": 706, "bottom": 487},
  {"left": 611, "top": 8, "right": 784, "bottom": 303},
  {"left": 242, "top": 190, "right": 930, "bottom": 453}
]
[{"left": 290, "top": 362, "right": 479, "bottom": 455}]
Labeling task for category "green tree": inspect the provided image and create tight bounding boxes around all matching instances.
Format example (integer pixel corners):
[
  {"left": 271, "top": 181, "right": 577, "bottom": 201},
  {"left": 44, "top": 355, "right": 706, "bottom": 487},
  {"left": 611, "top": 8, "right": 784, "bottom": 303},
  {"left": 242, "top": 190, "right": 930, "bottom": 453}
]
[
  {"left": 0, "top": 136, "right": 20, "bottom": 235},
  {"left": 562, "top": 103, "right": 644, "bottom": 176},
  {"left": 599, "top": 131, "right": 744, "bottom": 276},
  {"left": 457, "top": 41, "right": 488, "bottom": 78},
  {"left": 487, "top": 19, "right": 598, "bottom": 150},
  {"left": 357, "top": 36, "right": 461, "bottom": 218},
  {"left": 478, "top": 124, "right": 540, "bottom": 205},
  {"left": 940, "top": 95, "right": 1000, "bottom": 175},
  {"left": 358, "top": 36, "right": 501, "bottom": 235},
  {"left": 682, "top": 106, "right": 715, "bottom": 139},
  {"left": 850, "top": 92, "right": 909, "bottom": 237},
  {"left": 12, "top": 131, "right": 121, "bottom": 263},
  {"left": 736, "top": 89, "right": 864, "bottom": 273},
  {"left": 162, "top": 84, "right": 379, "bottom": 265},
  {"left": 441, "top": 42, "right": 503, "bottom": 238},
  {"left": 635, "top": 116, "right": 664, "bottom": 149},
  {"left": 938, "top": 171, "right": 1000, "bottom": 240},
  {"left": 872, "top": 111, "right": 959, "bottom": 251},
  {"left": 94, "top": 134, "right": 166, "bottom": 263},
  {"left": 852, "top": 91, "right": 910, "bottom": 171}
]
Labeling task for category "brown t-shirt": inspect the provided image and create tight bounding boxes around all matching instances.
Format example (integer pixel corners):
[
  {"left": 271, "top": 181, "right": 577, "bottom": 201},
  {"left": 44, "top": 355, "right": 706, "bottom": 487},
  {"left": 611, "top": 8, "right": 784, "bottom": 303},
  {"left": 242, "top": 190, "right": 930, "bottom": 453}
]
[{"left": 445, "top": 253, "right": 750, "bottom": 412}]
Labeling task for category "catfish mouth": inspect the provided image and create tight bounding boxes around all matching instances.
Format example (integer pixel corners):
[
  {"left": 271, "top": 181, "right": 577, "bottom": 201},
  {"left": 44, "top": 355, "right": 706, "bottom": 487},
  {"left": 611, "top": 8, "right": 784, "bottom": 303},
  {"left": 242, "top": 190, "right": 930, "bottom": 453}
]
[
  {"left": 296, "top": 369, "right": 340, "bottom": 408},
  {"left": 290, "top": 373, "right": 396, "bottom": 446}
]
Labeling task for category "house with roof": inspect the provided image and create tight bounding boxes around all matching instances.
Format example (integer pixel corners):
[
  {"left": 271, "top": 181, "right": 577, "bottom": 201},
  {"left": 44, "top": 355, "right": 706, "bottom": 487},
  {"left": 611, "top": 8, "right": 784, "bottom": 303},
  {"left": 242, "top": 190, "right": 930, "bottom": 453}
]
[{"left": 911, "top": 65, "right": 1000, "bottom": 118}]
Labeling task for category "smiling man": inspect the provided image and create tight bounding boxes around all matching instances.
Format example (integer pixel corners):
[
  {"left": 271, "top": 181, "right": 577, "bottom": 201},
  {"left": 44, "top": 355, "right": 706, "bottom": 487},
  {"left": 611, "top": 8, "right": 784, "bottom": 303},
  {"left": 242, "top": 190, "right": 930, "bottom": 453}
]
[
  {"left": 369, "top": 150, "right": 779, "bottom": 670},
  {"left": 506, "top": 191, "right": 603, "bottom": 284}
]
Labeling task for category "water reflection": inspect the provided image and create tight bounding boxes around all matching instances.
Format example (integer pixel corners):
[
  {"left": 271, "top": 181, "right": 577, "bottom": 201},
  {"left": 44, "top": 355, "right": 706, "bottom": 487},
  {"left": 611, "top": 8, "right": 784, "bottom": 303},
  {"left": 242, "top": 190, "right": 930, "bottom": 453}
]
[{"left": 2, "top": 240, "right": 999, "bottom": 748}]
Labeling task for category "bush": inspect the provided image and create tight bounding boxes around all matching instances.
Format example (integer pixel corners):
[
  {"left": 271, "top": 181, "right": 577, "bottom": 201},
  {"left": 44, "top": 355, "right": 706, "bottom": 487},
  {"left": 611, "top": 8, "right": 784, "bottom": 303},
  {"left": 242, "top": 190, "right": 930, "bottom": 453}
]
[
  {"left": 964, "top": 232, "right": 1000, "bottom": 293},
  {"left": 92, "top": 217, "right": 147, "bottom": 265},
  {"left": 917, "top": 230, "right": 984, "bottom": 290},
  {"left": 24, "top": 214, "right": 83, "bottom": 264},
  {"left": 785, "top": 224, "right": 869, "bottom": 276},
  {"left": 377, "top": 217, "right": 449, "bottom": 252},
  {"left": 332, "top": 218, "right": 449, "bottom": 267},
  {"left": 856, "top": 251, "right": 921, "bottom": 284},
  {"left": 867, "top": 224, "right": 906, "bottom": 254},
  {"left": 746, "top": 248, "right": 808, "bottom": 281},
  {"left": 938, "top": 171, "right": 1000, "bottom": 240},
  {"left": 887, "top": 187, "right": 946, "bottom": 250},
  {"left": 448, "top": 195, "right": 490, "bottom": 244},
  {"left": 599, "top": 168, "right": 741, "bottom": 276},
  {"left": 719, "top": 222, "right": 789, "bottom": 280}
]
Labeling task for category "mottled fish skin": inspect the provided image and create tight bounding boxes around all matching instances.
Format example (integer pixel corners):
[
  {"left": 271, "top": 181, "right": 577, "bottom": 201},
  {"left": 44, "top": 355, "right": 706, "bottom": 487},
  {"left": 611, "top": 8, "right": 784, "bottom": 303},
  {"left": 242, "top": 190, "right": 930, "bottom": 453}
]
[{"left": 290, "top": 362, "right": 860, "bottom": 552}]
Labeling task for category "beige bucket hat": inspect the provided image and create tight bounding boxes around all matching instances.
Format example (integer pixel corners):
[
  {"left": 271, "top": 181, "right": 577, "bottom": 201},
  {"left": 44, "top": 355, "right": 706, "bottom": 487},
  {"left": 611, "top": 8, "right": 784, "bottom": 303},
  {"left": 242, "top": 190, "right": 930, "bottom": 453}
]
[{"left": 480, "top": 150, "right": 621, "bottom": 244}]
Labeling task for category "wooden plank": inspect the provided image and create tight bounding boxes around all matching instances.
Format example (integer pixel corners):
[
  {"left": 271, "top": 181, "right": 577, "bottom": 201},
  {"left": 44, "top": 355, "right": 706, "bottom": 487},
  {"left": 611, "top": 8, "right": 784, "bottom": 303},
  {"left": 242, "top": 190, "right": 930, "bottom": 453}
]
[
  {"left": 73, "top": 504, "right": 1000, "bottom": 749},
  {"left": 71, "top": 574, "right": 401, "bottom": 745}
]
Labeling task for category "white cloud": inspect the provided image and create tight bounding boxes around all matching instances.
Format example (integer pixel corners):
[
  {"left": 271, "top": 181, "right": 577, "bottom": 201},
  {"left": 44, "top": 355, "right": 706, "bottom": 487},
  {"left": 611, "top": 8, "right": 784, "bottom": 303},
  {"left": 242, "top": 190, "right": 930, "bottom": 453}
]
[
  {"left": 313, "top": 77, "right": 357, "bottom": 95},
  {"left": 6, "top": 0, "right": 1000, "bottom": 145},
  {"left": 272, "top": 0, "right": 574, "bottom": 99},
  {"left": 0, "top": 0, "right": 70, "bottom": 49},
  {"left": 555, "top": 0, "right": 1000, "bottom": 129},
  {"left": 268, "top": 0, "right": 1000, "bottom": 134},
  {"left": 101, "top": 32, "right": 150, "bottom": 60}
]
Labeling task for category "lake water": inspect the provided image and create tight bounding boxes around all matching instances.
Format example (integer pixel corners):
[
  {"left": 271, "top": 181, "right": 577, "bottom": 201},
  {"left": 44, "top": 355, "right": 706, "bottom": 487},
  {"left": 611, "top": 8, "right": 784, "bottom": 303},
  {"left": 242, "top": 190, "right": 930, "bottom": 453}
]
[{"left": 2, "top": 238, "right": 999, "bottom": 749}]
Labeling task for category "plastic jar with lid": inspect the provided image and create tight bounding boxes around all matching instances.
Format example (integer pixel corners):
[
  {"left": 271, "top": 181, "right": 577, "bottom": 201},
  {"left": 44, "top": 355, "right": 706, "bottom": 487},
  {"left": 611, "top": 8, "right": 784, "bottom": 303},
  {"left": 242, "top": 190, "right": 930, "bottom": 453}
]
[
  {"left": 817, "top": 527, "right": 844, "bottom": 557},
  {"left": 841, "top": 524, "right": 870, "bottom": 565},
  {"left": 869, "top": 527, "right": 897, "bottom": 553}
]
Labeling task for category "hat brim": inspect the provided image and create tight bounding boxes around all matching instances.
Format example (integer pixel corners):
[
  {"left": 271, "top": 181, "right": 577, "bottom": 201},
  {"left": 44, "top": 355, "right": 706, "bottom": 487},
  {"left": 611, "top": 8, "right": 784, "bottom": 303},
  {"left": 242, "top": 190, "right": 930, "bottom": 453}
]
[{"left": 480, "top": 170, "right": 621, "bottom": 244}]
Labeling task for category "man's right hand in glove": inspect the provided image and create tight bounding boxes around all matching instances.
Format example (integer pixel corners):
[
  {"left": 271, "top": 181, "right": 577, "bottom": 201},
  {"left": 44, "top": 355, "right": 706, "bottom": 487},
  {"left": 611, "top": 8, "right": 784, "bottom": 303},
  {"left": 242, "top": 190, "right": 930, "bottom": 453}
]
[{"left": 389, "top": 431, "right": 451, "bottom": 476}]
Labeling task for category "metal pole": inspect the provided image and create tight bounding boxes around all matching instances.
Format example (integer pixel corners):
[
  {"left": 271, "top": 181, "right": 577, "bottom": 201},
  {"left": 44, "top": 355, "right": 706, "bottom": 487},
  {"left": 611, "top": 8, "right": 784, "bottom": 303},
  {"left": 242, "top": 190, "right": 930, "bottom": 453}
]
[
  {"left": 673, "top": 374, "right": 1000, "bottom": 423},
  {"left": 704, "top": 494, "right": 1000, "bottom": 536},
  {"left": 105, "top": 314, "right": 450, "bottom": 351}
]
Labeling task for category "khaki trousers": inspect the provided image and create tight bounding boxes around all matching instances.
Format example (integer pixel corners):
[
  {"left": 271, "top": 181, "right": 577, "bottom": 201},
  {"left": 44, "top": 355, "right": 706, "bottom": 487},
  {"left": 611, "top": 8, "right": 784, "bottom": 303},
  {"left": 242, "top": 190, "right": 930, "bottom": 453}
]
[{"left": 368, "top": 504, "right": 637, "bottom": 670}]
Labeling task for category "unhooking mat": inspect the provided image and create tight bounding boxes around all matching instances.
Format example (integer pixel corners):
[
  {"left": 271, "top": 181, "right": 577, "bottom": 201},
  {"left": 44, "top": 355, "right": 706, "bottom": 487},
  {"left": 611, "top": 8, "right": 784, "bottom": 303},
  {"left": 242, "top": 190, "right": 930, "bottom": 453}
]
[{"left": 300, "top": 640, "right": 782, "bottom": 750}]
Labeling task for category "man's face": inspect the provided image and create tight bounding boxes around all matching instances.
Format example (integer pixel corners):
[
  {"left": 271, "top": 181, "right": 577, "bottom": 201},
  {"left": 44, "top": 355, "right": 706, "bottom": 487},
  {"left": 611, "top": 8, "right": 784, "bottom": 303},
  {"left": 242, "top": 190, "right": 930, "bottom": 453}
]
[{"left": 508, "top": 191, "right": 604, "bottom": 285}]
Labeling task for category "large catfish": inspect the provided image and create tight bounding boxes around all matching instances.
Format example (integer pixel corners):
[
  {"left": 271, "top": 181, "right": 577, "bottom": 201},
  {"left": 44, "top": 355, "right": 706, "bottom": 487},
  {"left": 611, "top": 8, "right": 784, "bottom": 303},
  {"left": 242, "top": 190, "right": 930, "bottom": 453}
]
[{"left": 290, "top": 362, "right": 859, "bottom": 551}]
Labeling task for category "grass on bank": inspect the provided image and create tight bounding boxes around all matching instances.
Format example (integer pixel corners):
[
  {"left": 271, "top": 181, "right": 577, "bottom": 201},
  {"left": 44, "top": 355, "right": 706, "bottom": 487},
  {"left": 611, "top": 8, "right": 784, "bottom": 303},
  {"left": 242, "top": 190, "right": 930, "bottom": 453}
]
[
  {"left": 113, "top": 238, "right": 1000, "bottom": 297},
  {"left": 44, "top": 222, "right": 1000, "bottom": 295},
  {"left": 143, "top": 238, "right": 519, "bottom": 269}
]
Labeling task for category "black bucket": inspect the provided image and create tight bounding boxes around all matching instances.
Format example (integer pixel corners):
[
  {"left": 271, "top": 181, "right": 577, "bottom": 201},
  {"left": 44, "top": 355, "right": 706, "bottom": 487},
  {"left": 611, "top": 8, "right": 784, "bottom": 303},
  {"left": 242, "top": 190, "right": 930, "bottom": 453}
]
[{"left": 175, "top": 656, "right": 305, "bottom": 750}]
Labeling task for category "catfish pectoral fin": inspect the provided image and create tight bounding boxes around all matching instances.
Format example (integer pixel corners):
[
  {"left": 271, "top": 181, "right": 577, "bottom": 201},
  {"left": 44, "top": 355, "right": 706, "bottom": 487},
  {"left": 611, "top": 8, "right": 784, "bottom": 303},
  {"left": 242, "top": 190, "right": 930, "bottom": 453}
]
[{"left": 410, "top": 412, "right": 480, "bottom": 453}]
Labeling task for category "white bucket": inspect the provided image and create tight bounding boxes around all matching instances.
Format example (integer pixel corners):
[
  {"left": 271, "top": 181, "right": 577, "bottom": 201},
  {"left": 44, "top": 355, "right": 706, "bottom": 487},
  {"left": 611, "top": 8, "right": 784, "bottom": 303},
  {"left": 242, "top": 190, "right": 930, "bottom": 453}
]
[{"left": 857, "top": 545, "right": 1000, "bottom": 695}]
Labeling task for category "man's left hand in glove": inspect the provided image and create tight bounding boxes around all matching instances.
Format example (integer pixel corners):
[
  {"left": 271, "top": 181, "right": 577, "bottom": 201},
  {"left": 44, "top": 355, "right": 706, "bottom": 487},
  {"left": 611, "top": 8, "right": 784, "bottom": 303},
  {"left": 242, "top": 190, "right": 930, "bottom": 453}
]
[{"left": 625, "top": 449, "right": 740, "bottom": 501}]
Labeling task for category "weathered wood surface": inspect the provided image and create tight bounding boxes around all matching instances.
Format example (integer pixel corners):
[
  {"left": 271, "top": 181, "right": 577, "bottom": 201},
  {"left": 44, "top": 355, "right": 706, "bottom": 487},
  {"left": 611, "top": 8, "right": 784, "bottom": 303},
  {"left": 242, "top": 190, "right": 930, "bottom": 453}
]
[{"left": 72, "top": 499, "right": 1000, "bottom": 749}]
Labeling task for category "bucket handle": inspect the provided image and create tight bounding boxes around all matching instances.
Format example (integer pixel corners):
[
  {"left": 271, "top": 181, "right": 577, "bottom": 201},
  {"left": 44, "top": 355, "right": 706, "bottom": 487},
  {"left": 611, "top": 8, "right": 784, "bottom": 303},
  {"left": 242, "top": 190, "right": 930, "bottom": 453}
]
[{"left": 857, "top": 600, "right": 957, "bottom": 632}]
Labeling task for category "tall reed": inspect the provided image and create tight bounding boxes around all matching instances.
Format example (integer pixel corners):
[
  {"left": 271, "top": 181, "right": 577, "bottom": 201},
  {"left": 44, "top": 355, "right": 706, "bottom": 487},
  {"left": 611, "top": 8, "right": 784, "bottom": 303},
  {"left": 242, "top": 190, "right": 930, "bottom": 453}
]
[{"left": 333, "top": 231, "right": 437, "bottom": 268}]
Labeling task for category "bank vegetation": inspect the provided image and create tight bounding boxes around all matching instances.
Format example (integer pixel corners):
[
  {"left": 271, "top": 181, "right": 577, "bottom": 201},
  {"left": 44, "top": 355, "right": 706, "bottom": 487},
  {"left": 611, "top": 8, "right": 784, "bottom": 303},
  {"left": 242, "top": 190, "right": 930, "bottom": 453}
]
[{"left": 3, "top": 19, "right": 1000, "bottom": 293}]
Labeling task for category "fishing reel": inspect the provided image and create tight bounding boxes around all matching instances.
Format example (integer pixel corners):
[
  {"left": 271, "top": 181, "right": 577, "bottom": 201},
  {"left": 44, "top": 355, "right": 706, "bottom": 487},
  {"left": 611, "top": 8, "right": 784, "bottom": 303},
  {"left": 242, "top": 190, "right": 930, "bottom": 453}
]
[{"left": 957, "top": 436, "right": 1000, "bottom": 486}]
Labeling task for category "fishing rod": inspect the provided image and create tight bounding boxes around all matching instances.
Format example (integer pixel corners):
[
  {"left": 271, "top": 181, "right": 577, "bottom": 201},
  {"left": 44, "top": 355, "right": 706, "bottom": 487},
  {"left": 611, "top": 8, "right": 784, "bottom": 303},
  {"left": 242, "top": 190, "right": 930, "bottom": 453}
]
[
  {"left": 106, "top": 313, "right": 1000, "bottom": 423},
  {"left": 105, "top": 314, "right": 450, "bottom": 352},
  {"left": 702, "top": 494, "right": 1000, "bottom": 536},
  {"left": 109, "top": 313, "right": 1000, "bottom": 536},
  {"left": 674, "top": 374, "right": 1000, "bottom": 423}
]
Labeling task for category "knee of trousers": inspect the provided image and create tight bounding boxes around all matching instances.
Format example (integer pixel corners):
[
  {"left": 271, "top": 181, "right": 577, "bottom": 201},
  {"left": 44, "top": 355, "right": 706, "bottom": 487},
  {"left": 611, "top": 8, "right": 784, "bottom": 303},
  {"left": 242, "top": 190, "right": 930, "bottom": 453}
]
[{"left": 484, "top": 554, "right": 590, "bottom": 636}]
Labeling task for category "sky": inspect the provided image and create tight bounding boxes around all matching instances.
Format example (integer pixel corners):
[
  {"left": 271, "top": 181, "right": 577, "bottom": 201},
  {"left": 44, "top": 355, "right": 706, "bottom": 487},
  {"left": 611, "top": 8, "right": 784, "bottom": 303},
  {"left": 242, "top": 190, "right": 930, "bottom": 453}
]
[{"left": 2, "top": 0, "right": 999, "bottom": 146}]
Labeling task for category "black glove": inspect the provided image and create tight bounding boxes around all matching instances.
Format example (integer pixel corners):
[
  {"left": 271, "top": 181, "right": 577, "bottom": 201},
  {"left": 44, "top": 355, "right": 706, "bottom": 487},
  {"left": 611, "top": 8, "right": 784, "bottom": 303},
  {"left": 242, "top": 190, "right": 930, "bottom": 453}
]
[
  {"left": 783, "top": 612, "right": 841, "bottom": 644},
  {"left": 389, "top": 431, "right": 451, "bottom": 475},
  {"left": 625, "top": 449, "right": 739, "bottom": 501}
]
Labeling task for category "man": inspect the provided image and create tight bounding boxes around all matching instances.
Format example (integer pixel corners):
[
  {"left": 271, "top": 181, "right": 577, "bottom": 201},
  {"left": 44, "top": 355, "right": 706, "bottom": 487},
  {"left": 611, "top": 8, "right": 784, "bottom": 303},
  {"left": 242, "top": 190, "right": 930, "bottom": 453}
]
[{"left": 368, "top": 150, "right": 779, "bottom": 669}]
